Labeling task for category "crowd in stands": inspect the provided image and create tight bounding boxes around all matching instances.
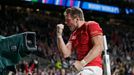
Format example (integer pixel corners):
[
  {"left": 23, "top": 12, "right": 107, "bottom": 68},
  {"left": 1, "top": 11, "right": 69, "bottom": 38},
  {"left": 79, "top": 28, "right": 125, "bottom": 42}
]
[{"left": 0, "top": 5, "right": 134, "bottom": 75}]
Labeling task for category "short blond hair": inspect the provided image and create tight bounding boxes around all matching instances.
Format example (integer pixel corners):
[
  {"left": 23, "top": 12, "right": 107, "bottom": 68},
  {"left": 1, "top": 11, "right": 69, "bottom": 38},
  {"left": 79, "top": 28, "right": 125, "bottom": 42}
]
[{"left": 64, "top": 7, "right": 85, "bottom": 21}]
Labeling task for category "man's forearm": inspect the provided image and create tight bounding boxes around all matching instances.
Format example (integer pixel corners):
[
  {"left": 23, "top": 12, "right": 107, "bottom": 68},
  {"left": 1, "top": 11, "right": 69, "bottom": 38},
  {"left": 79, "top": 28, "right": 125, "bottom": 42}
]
[
  {"left": 82, "top": 45, "right": 103, "bottom": 66},
  {"left": 57, "top": 36, "right": 71, "bottom": 58},
  {"left": 81, "top": 35, "right": 104, "bottom": 66}
]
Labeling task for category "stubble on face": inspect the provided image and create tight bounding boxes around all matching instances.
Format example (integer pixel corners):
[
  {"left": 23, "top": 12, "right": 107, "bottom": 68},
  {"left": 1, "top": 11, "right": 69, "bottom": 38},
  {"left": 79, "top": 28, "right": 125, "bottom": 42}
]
[
  {"left": 69, "top": 25, "right": 75, "bottom": 31},
  {"left": 69, "top": 22, "right": 79, "bottom": 32},
  {"left": 65, "top": 14, "right": 79, "bottom": 32}
]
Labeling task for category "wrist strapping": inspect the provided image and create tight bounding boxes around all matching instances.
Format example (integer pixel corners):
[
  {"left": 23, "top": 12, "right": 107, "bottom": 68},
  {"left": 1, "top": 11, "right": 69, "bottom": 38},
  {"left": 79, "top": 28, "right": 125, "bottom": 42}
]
[{"left": 81, "top": 59, "right": 87, "bottom": 67}]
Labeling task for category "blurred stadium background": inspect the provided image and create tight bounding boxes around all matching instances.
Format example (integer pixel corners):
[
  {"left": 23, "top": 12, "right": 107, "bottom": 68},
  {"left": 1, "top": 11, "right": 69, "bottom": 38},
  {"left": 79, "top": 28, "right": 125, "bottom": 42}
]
[{"left": 0, "top": 0, "right": 134, "bottom": 75}]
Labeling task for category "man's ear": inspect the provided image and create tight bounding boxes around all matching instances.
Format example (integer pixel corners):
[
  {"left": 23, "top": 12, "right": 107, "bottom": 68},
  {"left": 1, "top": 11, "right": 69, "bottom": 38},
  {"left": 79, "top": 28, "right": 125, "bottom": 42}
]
[
  {"left": 76, "top": 16, "right": 80, "bottom": 21},
  {"left": 75, "top": 17, "right": 78, "bottom": 21}
]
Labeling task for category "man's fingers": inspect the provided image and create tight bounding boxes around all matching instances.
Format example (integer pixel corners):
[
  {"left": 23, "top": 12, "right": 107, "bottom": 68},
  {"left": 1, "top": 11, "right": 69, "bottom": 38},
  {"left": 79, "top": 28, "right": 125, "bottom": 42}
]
[
  {"left": 57, "top": 24, "right": 64, "bottom": 30},
  {"left": 57, "top": 24, "right": 64, "bottom": 37}
]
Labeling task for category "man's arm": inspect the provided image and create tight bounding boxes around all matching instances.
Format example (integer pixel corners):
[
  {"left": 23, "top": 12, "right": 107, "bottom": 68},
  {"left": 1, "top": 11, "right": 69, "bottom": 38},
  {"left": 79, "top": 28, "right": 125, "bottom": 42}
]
[
  {"left": 81, "top": 34, "right": 104, "bottom": 66},
  {"left": 57, "top": 36, "right": 72, "bottom": 58},
  {"left": 73, "top": 34, "right": 104, "bottom": 71},
  {"left": 57, "top": 24, "right": 72, "bottom": 58}
]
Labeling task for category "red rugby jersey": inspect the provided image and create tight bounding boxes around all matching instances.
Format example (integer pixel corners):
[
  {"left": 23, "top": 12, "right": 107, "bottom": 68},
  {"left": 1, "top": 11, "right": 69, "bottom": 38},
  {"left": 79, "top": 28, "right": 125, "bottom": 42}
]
[{"left": 69, "top": 21, "right": 103, "bottom": 68}]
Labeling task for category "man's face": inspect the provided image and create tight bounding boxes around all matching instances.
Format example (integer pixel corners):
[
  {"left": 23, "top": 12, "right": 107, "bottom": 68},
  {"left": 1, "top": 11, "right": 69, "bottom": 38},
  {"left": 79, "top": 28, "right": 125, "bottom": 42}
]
[{"left": 64, "top": 14, "right": 78, "bottom": 31}]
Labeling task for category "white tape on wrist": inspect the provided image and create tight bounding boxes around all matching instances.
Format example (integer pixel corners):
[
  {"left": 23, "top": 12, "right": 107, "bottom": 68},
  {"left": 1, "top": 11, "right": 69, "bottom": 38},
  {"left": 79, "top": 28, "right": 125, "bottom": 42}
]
[{"left": 81, "top": 59, "right": 87, "bottom": 67}]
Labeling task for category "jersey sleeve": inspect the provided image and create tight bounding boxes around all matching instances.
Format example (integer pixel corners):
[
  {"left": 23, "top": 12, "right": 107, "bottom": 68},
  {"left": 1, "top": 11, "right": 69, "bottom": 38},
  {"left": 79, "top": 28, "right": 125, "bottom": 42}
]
[{"left": 87, "top": 21, "right": 103, "bottom": 38}]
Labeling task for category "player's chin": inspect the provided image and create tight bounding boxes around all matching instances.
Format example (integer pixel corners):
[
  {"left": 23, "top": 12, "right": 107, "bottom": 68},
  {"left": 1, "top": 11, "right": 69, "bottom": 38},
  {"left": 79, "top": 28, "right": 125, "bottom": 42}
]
[{"left": 69, "top": 27, "right": 74, "bottom": 31}]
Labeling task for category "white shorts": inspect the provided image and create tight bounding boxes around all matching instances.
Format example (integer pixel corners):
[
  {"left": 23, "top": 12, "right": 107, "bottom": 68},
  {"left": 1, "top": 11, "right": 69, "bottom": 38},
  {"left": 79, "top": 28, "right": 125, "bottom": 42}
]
[{"left": 77, "top": 66, "right": 103, "bottom": 75}]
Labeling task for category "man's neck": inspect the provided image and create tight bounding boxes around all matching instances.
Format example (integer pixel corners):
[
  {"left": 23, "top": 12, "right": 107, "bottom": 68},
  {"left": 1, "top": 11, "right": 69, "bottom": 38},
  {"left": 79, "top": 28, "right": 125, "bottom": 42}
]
[{"left": 78, "top": 21, "right": 85, "bottom": 28}]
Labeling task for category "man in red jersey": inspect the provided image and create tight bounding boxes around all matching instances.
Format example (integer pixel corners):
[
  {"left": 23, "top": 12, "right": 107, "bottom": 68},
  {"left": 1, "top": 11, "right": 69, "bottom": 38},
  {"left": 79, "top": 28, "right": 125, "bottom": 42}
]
[{"left": 57, "top": 7, "right": 104, "bottom": 75}]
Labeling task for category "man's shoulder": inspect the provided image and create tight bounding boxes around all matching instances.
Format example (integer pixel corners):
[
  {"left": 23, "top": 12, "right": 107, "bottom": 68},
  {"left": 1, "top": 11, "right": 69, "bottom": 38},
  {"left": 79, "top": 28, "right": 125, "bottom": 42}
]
[{"left": 86, "top": 21, "right": 99, "bottom": 25}]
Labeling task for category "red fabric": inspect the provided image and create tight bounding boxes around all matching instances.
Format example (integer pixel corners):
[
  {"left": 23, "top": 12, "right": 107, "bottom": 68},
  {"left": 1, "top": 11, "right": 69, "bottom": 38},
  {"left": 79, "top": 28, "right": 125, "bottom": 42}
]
[
  {"left": 25, "top": 63, "right": 35, "bottom": 74},
  {"left": 25, "top": 64, "right": 29, "bottom": 74},
  {"left": 69, "top": 21, "right": 103, "bottom": 68}
]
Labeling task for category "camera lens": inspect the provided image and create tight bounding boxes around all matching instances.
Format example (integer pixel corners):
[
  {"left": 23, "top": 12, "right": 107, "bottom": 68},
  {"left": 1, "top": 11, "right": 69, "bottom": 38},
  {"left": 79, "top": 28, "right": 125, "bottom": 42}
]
[{"left": 26, "top": 34, "right": 35, "bottom": 48}]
